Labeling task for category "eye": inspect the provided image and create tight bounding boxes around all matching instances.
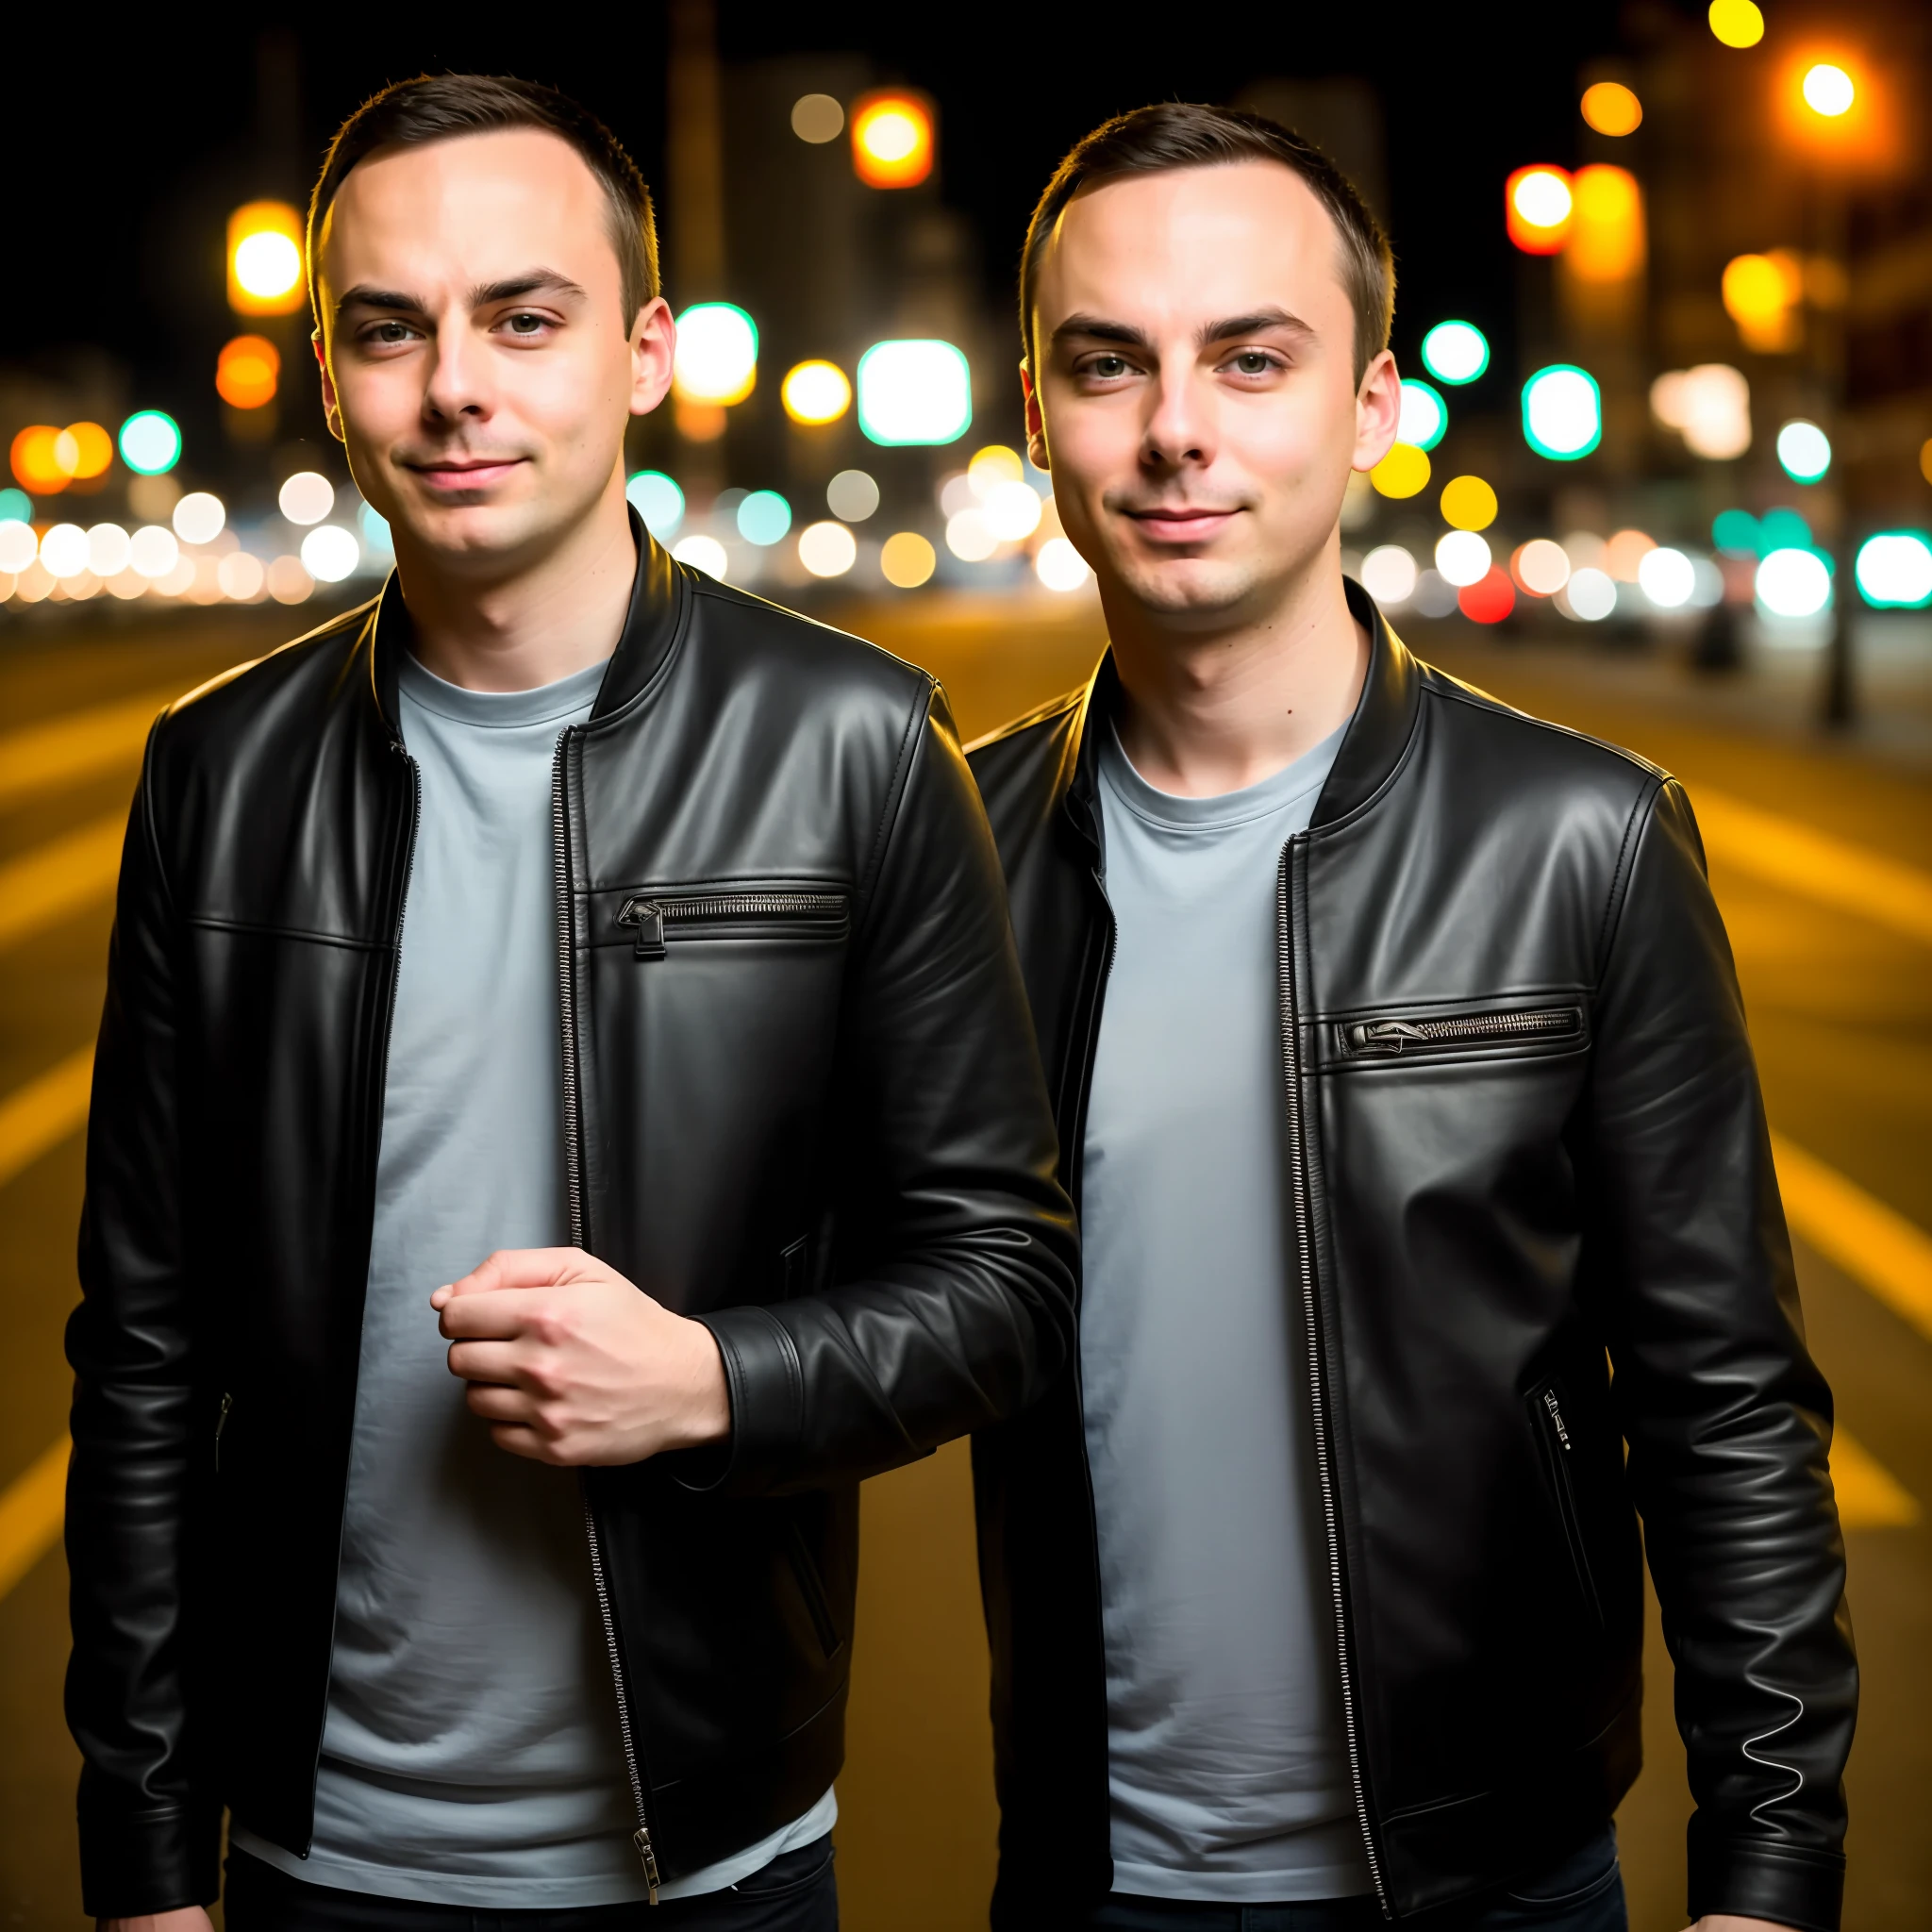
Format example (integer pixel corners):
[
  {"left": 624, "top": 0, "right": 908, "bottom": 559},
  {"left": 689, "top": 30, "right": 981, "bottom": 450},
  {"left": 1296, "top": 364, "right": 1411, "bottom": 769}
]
[
  {"left": 369, "top": 320, "right": 415, "bottom": 345},
  {"left": 506, "top": 311, "right": 547, "bottom": 335},
  {"left": 1086, "top": 355, "right": 1132, "bottom": 380},
  {"left": 1230, "top": 350, "right": 1275, "bottom": 375}
]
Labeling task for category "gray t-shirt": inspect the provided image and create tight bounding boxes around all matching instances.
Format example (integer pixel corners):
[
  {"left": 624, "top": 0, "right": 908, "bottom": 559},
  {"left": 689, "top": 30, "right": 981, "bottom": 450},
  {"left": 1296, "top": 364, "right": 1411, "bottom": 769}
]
[
  {"left": 1081, "top": 720, "right": 1372, "bottom": 1904},
  {"left": 232, "top": 649, "right": 831, "bottom": 1906}
]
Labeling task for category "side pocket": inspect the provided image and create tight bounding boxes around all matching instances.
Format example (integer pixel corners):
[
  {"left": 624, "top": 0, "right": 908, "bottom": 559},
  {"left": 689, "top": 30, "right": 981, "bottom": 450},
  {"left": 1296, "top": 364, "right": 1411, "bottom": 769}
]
[
  {"left": 783, "top": 1517, "right": 841, "bottom": 1659},
  {"left": 214, "top": 1391, "right": 233, "bottom": 1473},
  {"left": 1528, "top": 1380, "right": 1605, "bottom": 1633},
  {"left": 776, "top": 1235, "right": 809, "bottom": 1301}
]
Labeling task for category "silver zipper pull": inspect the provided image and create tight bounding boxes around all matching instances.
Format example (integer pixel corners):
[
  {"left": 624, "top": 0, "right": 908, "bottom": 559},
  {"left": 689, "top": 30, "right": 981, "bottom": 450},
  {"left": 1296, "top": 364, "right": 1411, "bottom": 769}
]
[
  {"left": 215, "top": 1391, "right": 233, "bottom": 1471},
  {"left": 1353, "top": 1020, "right": 1429, "bottom": 1054},
  {"left": 1543, "top": 1388, "right": 1573, "bottom": 1449},
  {"left": 633, "top": 1825, "right": 659, "bottom": 1904},
  {"left": 616, "top": 898, "right": 667, "bottom": 960}
]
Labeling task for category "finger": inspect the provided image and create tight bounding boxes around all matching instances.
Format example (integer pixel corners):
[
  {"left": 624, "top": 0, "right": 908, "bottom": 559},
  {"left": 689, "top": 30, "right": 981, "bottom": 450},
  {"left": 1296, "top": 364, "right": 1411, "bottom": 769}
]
[
  {"left": 432, "top": 1247, "right": 586, "bottom": 1310},
  {"left": 463, "top": 1381, "right": 548, "bottom": 1427},
  {"left": 437, "top": 1286, "right": 549, "bottom": 1342},
  {"left": 443, "top": 1341, "right": 532, "bottom": 1388}
]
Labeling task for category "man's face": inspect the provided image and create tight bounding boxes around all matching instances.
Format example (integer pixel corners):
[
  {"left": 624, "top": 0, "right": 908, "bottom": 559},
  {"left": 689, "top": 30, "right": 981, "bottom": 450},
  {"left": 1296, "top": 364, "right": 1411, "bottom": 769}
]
[
  {"left": 1027, "top": 161, "right": 1399, "bottom": 628},
  {"left": 317, "top": 128, "right": 672, "bottom": 575}
]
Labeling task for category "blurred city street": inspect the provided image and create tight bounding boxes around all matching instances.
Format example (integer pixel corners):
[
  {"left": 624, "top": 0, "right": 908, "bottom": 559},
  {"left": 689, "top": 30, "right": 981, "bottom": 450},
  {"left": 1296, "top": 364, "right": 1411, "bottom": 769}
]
[{"left": 4, "top": 2, "right": 1931, "bottom": 1926}]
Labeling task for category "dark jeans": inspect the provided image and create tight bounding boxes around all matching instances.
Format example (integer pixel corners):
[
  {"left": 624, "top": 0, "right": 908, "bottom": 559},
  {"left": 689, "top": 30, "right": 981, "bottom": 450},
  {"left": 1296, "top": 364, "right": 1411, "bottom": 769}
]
[
  {"left": 224, "top": 1840, "right": 837, "bottom": 1932},
  {"left": 1088, "top": 1826, "right": 1625, "bottom": 1932}
]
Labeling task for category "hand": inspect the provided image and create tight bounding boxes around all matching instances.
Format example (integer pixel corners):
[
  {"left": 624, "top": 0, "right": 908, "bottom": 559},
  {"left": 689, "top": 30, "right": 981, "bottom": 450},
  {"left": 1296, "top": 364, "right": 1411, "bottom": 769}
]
[
  {"left": 100, "top": 1912, "right": 215, "bottom": 1932},
  {"left": 433, "top": 1249, "right": 730, "bottom": 1465}
]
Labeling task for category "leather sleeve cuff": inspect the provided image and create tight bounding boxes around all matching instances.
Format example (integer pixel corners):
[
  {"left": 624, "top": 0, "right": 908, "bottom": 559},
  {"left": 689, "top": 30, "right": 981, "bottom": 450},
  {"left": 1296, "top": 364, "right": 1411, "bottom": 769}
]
[
  {"left": 77, "top": 1797, "right": 221, "bottom": 1920},
  {"left": 1687, "top": 1835, "right": 1844, "bottom": 1932},
  {"left": 682, "top": 1305, "right": 804, "bottom": 1493}
]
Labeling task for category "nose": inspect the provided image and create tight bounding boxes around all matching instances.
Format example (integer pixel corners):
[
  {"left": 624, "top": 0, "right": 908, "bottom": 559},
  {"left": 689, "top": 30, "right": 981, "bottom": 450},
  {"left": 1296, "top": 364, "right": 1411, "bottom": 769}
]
[
  {"left": 421, "top": 314, "right": 494, "bottom": 425},
  {"left": 1141, "top": 351, "right": 1215, "bottom": 475}
]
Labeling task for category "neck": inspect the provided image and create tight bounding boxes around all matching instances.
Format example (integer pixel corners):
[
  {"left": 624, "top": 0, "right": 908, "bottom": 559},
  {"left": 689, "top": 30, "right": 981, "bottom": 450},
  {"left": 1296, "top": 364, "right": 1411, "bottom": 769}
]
[
  {"left": 393, "top": 478, "right": 638, "bottom": 692},
  {"left": 1103, "top": 531, "right": 1369, "bottom": 798}
]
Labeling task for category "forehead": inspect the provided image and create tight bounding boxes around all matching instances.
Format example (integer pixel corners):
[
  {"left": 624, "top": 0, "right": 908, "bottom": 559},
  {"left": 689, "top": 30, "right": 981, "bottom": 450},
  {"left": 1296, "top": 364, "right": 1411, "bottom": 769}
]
[
  {"left": 1037, "top": 160, "right": 1350, "bottom": 331},
  {"left": 321, "top": 127, "right": 613, "bottom": 283}
]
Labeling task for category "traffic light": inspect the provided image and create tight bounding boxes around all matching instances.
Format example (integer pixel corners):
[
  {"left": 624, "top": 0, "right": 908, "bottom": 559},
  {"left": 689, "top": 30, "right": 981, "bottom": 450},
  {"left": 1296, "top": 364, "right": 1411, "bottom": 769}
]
[
  {"left": 850, "top": 92, "right": 935, "bottom": 189},
  {"left": 228, "top": 201, "right": 306, "bottom": 316}
]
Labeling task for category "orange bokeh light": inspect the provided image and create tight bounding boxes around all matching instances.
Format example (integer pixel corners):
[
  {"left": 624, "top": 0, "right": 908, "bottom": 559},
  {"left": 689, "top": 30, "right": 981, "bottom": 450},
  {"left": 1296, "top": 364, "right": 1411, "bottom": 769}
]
[
  {"left": 1580, "top": 82, "right": 1642, "bottom": 136},
  {"left": 227, "top": 200, "right": 308, "bottom": 316},
  {"left": 1506, "top": 166, "right": 1574, "bottom": 255},
  {"left": 850, "top": 91, "right": 934, "bottom": 189},
  {"left": 57, "top": 421, "right": 114, "bottom": 480},
  {"left": 1565, "top": 166, "right": 1645, "bottom": 283},
  {"left": 217, "top": 334, "right": 281, "bottom": 409},
  {"left": 1774, "top": 46, "right": 1897, "bottom": 172},
  {"left": 10, "top": 425, "right": 69, "bottom": 493}
]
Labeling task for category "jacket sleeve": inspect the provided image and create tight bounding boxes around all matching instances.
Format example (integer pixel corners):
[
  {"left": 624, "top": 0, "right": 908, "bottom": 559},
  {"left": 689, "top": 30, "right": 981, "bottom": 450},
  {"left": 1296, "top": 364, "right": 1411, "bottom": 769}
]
[
  {"left": 1589, "top": 778, "right": 1855, "bottom": 1932},
  {"left": 64, "top": 722, "right": 221, "bottom": 1918},
  {"left": 693, "top": 682, "right": 1078, "bottom": 1494}
]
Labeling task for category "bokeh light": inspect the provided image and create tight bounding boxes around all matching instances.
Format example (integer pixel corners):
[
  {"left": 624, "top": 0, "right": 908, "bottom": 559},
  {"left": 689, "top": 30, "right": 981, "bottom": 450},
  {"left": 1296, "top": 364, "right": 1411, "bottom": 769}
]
[
  {"left": 1563, "top": 568, "right": 1618, "bottom": 621},
  {"left": 850, "top": 92, "right": 934, "bottom": 189},
  {"left": 798, "top": 521, "right": 858, "bottom": 577},
  {"left": 173, "top": 492, "right": 226, "bottom": 545},
  {"left": 119, "top": 410, "right": 182, "bottom": 475},
  {"left": 1580, "top": 82, "right": 1642, "bottom": 136},
  {"left": 781, "top": 360, "right": 852, "bottom": 425},
  {"left": 1522, "top": 365, "right": 1602, "bottom": 461},
  {"left": 1801, "top": 64, "right": 1855, "bottom": 117},
  {"left": 1435, "top": 530, "right": 1491, "bottom": 588},
  {"left": 0, "top": 520, "right": 38, "bottom": 573},
  {"left": 1507, "top": 166, "right": 1574, "bottom": 254},
  {"left": 791, "top": 94, "right": 844, "bottom": 143},
  {"left": 880, "top": 532, "right": 937, "bottom": 589},
  {"left": 737, "top": 490, "right": 792, "bottom": 546},
  {"left": 1854, "top": 533, "right": 1932, "bottom": 608},
  {"left": 1566, "top": 166, "right": 1644, "bottom": 283},
  {"left": 1369, "top": 444, "right": 1430, "bottom": 499},
  {"left": 130, "top": 525, "right": 179, "bottom": 579},
  {"left": 268, "top": 556, "right": 315, "bottom": 605},
  {"left": 0, "top": 487, "right": 28, "bottom": 523},
  {"left": 1512, "top": 540, "right": 1572, "bottom": 596},
  {"left": 1398, "top": 380, "right": 1447, "bottom": 452},
  {"left": 12, "top": 426, "right": 70, "bottom": 493},
  {"left": 1035, "top": 538, "right": 1092, "bottom": 593},
  {"left": 218, "top": 552, "right": 266, "bottom": 602},
  {"left": 1708, "top": 0, "right": 1764, "bottom": 48},
  {"left": 1604, "top": 529, "right": 1657, "bottom": 581},
  {"left": 227, "top": 200, "right": 307, "bottom": 315},
  {"left": 981, "top": 481, "right": 1044, "bottom": 543},
  {"left": 1360, "top": 544, "right": 1418, "bottom": 607},
  {"left": 858, "top": 340, "right": 972, "bottom": 446},
  {"left": 625, "top": 471, "right": 685, "bottom": 539},
  {"left": 57, "top": 423, "right": 114, "bottom": 481},
  {"left": 1638, "top": 547, "right": 1696, "bottom": 608},
  {"left": 217, "top": 336, "right": 280, "bottom": 410},
  {"left": 826, "top": 470, "right": 880, "bottom": 522},
  {"left": 40, "top": 524, "right": 91, "bottom": 578},
  {"left": 1723, "top": 252, "right": 1802, "bottom": 353},
  {"left": 87, "top": 524, "right": 131, "bottom": 577},
  {"left": 1757, "top": 548, "right": 1831, "bottom": 618},
  {"left": 1419, "top": 322, "right": 1489, "bottom": 386},
  {"left": 945, "top": 508, "right": 997, "bottom": 562},
  {"left": 279, "top": 472, "right": 335, "bottom": 525},
  {"left": 675, "top": 304, "right": 758, "bottom": 406},
  {"left": 968, "top": 445, "right": 1025, "bottom": 491},
  {"left": 1652, "top": 364, "right": 1751, "bottom": 459},
  {"left": 673, "top": 534, "right": 728, "bottom": 579},
  {"left": 301, "top": 526, "right": 359, "bottom": 583},
  {"left": 1459, "top": 568, "right": 1515, "bottom": 625},
  {"left": 1440, "top": 475, "right": 1498, "bottom": 532},
  {"left": 1775, "top": 420, "right": 1832, "bottom": 483}
]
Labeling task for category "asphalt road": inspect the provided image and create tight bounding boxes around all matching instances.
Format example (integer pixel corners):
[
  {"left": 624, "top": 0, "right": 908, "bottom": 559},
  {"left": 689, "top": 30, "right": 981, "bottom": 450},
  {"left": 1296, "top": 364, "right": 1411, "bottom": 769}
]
[{"left": 1, "top": 593, "right": 1925, "bottom": 1932}]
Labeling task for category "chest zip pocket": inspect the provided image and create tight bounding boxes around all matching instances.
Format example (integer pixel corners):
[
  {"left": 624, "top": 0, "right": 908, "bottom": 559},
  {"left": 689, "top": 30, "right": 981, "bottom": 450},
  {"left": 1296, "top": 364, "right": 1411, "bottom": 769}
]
[
  {"left": 616, "top": 891, "right": 849, "bottom": 960},
  {"left": 1343, "top": 1005, "right": 1584, "bottom": 1058}
]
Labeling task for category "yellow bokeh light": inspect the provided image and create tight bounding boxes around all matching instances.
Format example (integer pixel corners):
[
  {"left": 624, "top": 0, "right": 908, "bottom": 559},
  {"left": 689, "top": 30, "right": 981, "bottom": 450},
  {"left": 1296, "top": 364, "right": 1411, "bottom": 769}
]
[
  {"left": 1921, "top": 438, "right": 1932, "bottom": 487},
  {"left": 1707, "top": 0, "right": 1764, "bottom": 49},
  {"left": 1722, "top": 252, "right": 1803, "bottom": 352},
  {"left": 227, "top": 200, "right": 307, "bottom": 316},
  {"left": 781, "top": 359, "right": 852, "bottom": 425},
  {"left": 968, "top": 445, "right": 1024, "bottom": 491},
  {"left": 1566, "top": 166, "right": 1645, "bottom": 283},
  {"left": 862, "top": 109, "right": 920, "bottom": 163},
  {"left": 1440, "top": 475, "right": 1499, "bottom": 532},
  {"left": 1801, "top": 63, "right": 1855, "bottom": 117},
  {"left": 850, "top": 92, "right": 934, "bottom": 189},
  {"left": 1580, "top": 83, "right": 1642, "bottom": 136},
  {"left": 880, "top": 531, "right": 937, "bottom": 589},
  {"left": 1370, "top": 444, "right": 1431, "bottom": 500},
  {"left": 55, "top": 422, "right": 114, "bottom": 480}
]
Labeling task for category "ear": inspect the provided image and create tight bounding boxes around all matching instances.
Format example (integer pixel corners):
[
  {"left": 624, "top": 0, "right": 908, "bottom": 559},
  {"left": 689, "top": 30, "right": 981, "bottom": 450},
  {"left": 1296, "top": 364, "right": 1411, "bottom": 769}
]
[
  {"left": 628, "top": 298, "right": 676, "bottom": 419},
  {"left": 1021, "top": 362, "right": 1049, "bottom": 473},
  {"left": 314, "top": 330, "right": 346, "bottom": 445},
  {"left": 1352, "top": 348, "right": 1402, "bottom": 474}
]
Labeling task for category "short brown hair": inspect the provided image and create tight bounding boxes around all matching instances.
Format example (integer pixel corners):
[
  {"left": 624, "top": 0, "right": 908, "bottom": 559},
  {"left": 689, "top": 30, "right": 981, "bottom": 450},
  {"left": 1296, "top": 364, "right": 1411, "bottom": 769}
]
[
  {"left": 308, "top": 74, "right": 658, "bottom": 329},
  {"left": 1020, "top": 102, "right": 1394, "bottom": 385}
]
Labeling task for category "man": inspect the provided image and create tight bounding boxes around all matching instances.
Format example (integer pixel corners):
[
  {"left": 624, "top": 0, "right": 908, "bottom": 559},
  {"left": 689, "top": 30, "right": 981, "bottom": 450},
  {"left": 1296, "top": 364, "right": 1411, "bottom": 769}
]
[
  {"left": 67, "top": 75, "right": 1074, "bottom": 1932},
  {"left": 969, "top": 104, "right": 1855, "bottom": 1932}
]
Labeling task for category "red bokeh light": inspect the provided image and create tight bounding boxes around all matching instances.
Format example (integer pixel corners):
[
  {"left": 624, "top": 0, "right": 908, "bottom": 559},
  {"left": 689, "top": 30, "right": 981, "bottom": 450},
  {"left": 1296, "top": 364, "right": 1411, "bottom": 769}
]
[{"left": 1459, "top": 568, "right": 1516, "bottom": 625}]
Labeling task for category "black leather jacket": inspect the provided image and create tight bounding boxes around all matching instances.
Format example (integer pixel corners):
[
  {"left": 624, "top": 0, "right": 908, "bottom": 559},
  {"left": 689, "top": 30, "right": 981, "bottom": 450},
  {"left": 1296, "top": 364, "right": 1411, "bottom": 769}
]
[
  {"left": 66, "top": 534, "right": 1076, "bottom": 1918},
  {"left": 966, "top": 587, "right": 1855, "bottom": 1932}
]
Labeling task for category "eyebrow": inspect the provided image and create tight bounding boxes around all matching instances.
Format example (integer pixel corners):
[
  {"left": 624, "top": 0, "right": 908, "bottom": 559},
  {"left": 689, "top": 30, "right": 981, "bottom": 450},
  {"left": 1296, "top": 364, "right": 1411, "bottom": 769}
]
[
  {"left": 333, "top": 269, "right": 588, "bottom": 319},
  {"left": 1050, "top": 306, "right": 1317, "bottom": 351}
]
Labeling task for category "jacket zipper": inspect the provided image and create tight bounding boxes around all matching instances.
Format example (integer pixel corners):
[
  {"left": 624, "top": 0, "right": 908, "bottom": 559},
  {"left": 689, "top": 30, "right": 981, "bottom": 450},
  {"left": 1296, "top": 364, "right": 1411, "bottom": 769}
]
[
  {"left": 616, "top": 891, "right": 847, "bottom": 959},
  {"left": 1278, "top": 845, "right": 1390, "bottom": 1914},
  {"left": 1532, "top": 1384, "right": 1605, "bottom": 1630},
  {"left": 1342, "top": 1006, "right": 1583, "bottom": 1057},
  {"left": 552, "top": 727, "right": 661, "bottom": 1904},
  {"left": 214, "top": 1391, "right": 232, "bottom": 1472}
]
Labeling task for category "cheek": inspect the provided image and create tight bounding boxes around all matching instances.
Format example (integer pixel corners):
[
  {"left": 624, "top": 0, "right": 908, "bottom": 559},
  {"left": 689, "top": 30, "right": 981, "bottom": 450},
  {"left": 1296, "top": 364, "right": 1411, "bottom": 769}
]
[{"left": 1229, "top": 394, "right": 1351, "bottom": 491}]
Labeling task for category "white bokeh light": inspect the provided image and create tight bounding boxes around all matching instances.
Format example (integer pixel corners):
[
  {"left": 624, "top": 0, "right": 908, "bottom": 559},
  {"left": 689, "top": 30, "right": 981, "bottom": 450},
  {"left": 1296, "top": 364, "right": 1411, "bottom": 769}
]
[
  {"left": 796, "top": 522, "right": 857, "bottom": 578},
  {"left": 1360, "top": 544, "right": 1418, "bottom": 607},
  {"left": 1756, "top": 548, "right": 1831, "bottom": 619},
  {"left": 279, "top": 472, "right": 336, "bottom": 525},
  {"left": 1637, "top": 546, "right": 1696, "bottom": 608},
  {"left": 1034, "top": 537, "right": 1092, "bottom": 592},
  {"left": 301, "top": 525, "right": 360, "bottom": 583},
  {"left": 1435, "top": 530, "right": 1491, "bottom": 588}
]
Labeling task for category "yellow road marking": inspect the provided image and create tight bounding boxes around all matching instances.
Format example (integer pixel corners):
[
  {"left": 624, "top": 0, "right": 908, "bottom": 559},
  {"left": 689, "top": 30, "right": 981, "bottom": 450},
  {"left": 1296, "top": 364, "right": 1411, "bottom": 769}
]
[
  {"left": 0, "top": 1437, "right": 68, "bottom": 1600},
  {"left": 1693, "top": 787, "right": 1932, "bottom": 947},
  {"left": 0, "top": 1045, "right": 93, "bottom": 1188},
  {"left": 0, "top": 814, "right": 125, "bottom": 952},
  {"left": 0, "top": 688, "right": 177, "bottom": 810},
  {"left": 1774, "top": 1132, "right": 1932, "bottom": 1345},
  {"left": 1831, "top": 1429, "right": 1920, "bottom": 1530}
]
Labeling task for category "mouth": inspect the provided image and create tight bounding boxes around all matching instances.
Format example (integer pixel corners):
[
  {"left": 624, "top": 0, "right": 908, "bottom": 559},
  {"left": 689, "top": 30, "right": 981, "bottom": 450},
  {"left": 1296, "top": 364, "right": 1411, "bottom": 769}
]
[
  {"left": 403, "top": 455, "right": 529, "bottom": 492},
  {"left": 1122, "top": 505, "right": 1241, "bottom": 543}
]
